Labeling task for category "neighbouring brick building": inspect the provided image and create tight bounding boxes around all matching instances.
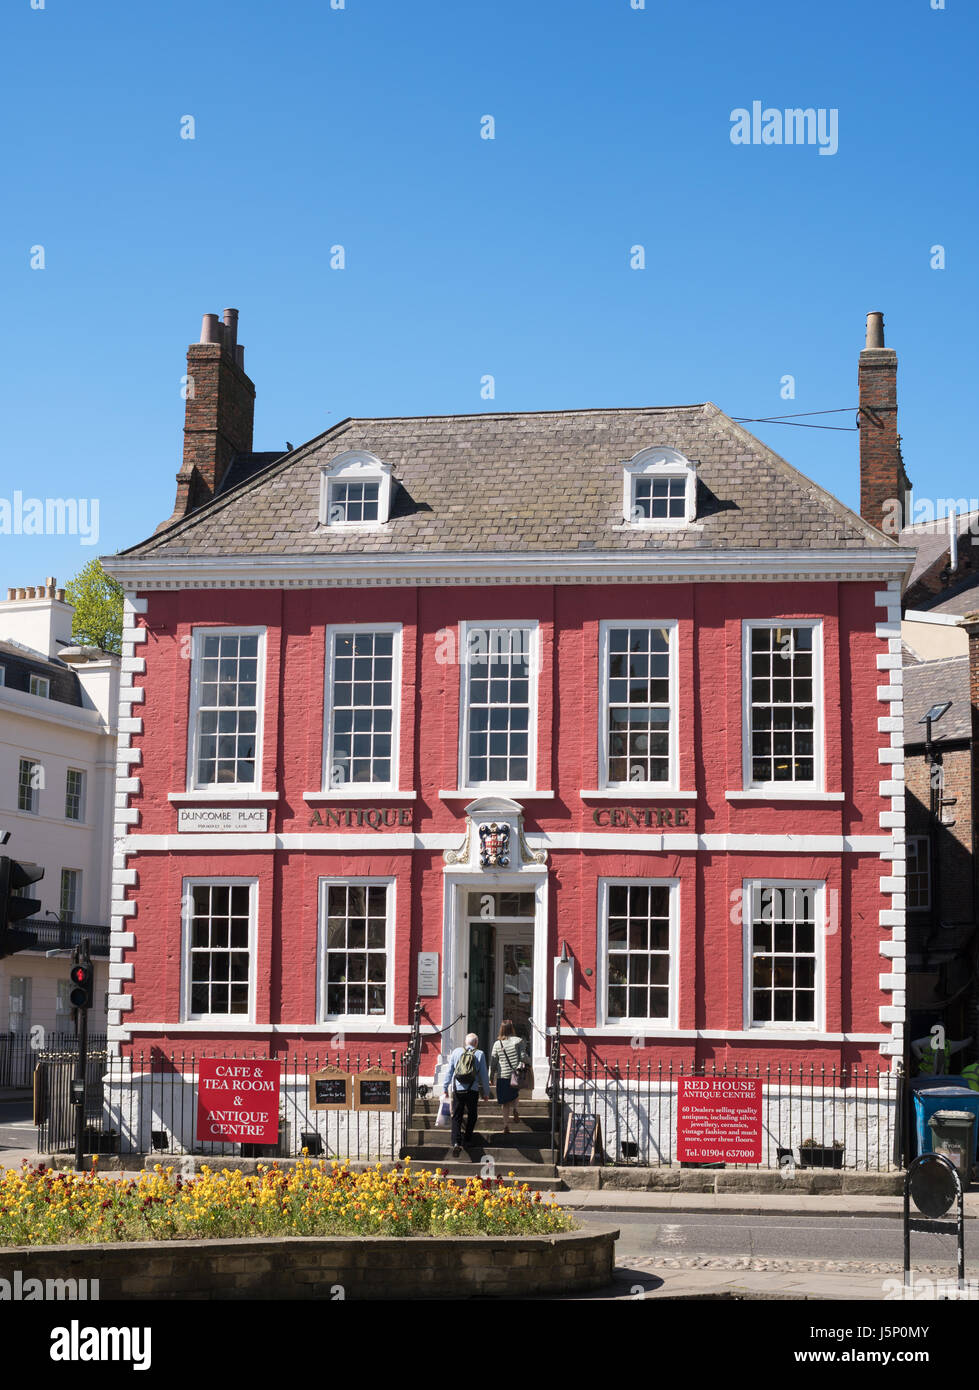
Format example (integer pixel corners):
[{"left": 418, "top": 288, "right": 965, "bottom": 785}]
[{"left": 98, "top": 309, "right": 917, "bottom": 1159}]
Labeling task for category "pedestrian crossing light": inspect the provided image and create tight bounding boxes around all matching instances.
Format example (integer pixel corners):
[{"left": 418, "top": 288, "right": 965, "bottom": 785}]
[
  {"left": 69, "top": 962, "right": 93, "bottom": 1011},
  {"left": 0, "top": 857, "right": 43, "bottom": 958}
]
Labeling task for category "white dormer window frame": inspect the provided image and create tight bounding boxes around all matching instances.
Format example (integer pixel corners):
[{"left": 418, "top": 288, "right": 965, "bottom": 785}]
[
  {"left": 320, "top": 451, "right": 394, "bottom": 529},
  {"left": 622, "top": 447, "right": 697, "bottom": 528}
]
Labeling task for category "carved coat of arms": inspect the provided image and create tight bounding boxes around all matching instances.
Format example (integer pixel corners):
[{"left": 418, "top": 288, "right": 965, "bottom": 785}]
[{"left": 478, "top": 821, "right": 511, "bottom": 868}]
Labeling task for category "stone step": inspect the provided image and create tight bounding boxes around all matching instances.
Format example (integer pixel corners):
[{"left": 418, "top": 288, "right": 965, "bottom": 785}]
[
  {"left": 413, "top": 1098, "right": 552, "bottom": 1116},
  {"left": 401, "top": 1143, "right": 555, "bottom": 1165},
  {"left": 405, "top": 1127, "right": 552, "bottom": 1150},
  {"left": 410, "top": 1115, "right": 551, "bottom": 1134}
]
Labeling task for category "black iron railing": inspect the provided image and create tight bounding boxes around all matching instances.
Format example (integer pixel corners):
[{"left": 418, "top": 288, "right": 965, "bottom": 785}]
[
  {"left": 0, "top": 1031, "right": 107, "bottom": 1089},
  {"left": 398, "top": 1000, "right": 423, "bottom": 1159},
  {"left": 14, "top": 920, "right": 110, "bottom": 956},
  {"left": 550, "top": 1049, "right": 904, "bottom": 1171},
  {"left": 36, "top": 1047, "right": 411, "bottom": 1160}
]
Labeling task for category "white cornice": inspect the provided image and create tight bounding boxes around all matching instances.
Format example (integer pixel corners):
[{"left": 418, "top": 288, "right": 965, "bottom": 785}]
[{"left": 103, "top": 547, "right": 916, "bottom": 590}]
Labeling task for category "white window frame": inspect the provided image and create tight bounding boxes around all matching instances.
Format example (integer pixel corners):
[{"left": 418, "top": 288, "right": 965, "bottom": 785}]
[
  {"left": 317, "top": 876, "right": 396, "bottom": 1026},
  {"left": 186, "top": 626, "right": 267, "bottom": 793},
  {"left": 742, "top": 878, "right": 825, "bottom": 1032},
  {"left": 17, "top": 758, "right": 40, "bottom": 815},
  {"left": 622, "top": 447, "right": 697, "bottom": 528},
  {"left": 65, "top": 768, "right": 86, "bottom": 822},
  {"left": 55, "top": 979, "right": 72, "bottom": 1030},
  {"left": 59, "top": 868, "right": 81, "bottom": 924},
  {"left": 596, "top": 877, "right": 679, "bottom": 1029},
  {"left": 457, "top": 620, "right": 540, "bottom": 795},
  {"left": 599, "top": 619, "right": 678, "bottom": 791},
  {"left": 320, "top": 450, "right": 394, "bottom": 529},
  {"left": 906, "top": 835, "right": 930, "bottom": 911},
  {"left": 180, "top": 877, "right": 258, "bottom": 1023},
  {"left": 322, "top": 623, "right": 403, "bottom": 794},
  {"left": 742, "top": 619, "right": 824, "bottom": 792},
  {"left": 29, "top": 674, "right": 50, "bottom": 698}
]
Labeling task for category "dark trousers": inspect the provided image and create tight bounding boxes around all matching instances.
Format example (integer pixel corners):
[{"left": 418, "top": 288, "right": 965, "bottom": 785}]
[{"left": 450, "top": 1088, "right": 479, "bottom": 1144}]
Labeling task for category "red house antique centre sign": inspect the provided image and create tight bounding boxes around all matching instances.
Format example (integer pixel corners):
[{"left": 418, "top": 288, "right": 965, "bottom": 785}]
[
  {"left": 196, "top": 1059, "right": 281, "bottom": 1144},
  {"left": 676, "top": 1076, "right": 762, "bottom": 1163}
]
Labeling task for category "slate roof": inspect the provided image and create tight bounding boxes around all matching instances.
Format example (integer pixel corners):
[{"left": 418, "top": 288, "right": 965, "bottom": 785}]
[
  {"left": 899, "top": 510, "right": 979, "bottom": 588},
  {"left": 121, "top": 404, "right": 900, "bottom": 559},
  {"left": 912, "top": 572, "right": 979, "bottom": 618},
  {"left": 216, "top": 451, "right": 287, "bottom": 497},
  {"left": 0, "top": 639, "right": 82, "bottom": 706},
  {"left": 902, "top": 655, "right": 972, "bottom": 744}
]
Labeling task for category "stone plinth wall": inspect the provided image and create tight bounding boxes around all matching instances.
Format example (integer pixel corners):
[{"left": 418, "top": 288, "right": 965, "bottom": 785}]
[{"left": 0, "top": 1228, "right": 617, "bottom": 1300}]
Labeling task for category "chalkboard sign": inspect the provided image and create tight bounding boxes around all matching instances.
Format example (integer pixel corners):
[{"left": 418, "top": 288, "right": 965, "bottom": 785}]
[
  {"left": 563, "top": 1112, "right": 603, "bottom": 1164},
  {"left": 308, "top": 1067, "right": 352, "bottom": 1112},
  {"left": 353, "top": 1068, "right": 398, "bottom": 1112}
]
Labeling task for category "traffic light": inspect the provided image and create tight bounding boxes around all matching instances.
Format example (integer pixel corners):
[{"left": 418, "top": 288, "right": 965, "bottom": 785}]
[
  {"left": 69, "top": 962, "right": 94, "bottom": 1011},
  {"left": 0, "top": 857, "right": 42, "bottom": 958}
]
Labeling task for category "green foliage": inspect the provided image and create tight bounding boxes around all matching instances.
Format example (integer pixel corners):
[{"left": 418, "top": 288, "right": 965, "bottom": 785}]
[{"left": 64, "top": 558, "right": 124, "bottom": 654}]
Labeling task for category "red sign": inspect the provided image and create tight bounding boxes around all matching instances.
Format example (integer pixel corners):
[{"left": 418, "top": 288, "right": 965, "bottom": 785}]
[
  {"left": 676, "top": 1076, "right": 762, "bottom": 1163},
  {"left": 195, "top": 1059, "right": 281, "bottom": 1144}
]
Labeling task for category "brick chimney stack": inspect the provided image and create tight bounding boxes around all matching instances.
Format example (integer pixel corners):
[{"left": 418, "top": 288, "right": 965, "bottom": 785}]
[
  {"left": 858, "top": 310, "right": 911, "bottom": 536},
  {"left": 161, "top": 308, "right": 256, "bottom": 528}
]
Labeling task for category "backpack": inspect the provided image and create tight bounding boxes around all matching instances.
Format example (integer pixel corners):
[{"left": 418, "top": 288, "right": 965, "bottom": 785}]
[{"left": 454, "top": 1047, "right": 478, "bottom": 1089}]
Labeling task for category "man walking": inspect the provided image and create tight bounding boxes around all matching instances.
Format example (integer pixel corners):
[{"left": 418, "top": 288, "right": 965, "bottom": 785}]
[{"left": 443, "top": 1032, "right": 491, "bottom": 1156}]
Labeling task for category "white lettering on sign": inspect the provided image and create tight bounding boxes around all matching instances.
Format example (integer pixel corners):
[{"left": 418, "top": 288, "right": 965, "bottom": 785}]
[{"left": 178, "top": 807, "right": 269, "bottom": 833}]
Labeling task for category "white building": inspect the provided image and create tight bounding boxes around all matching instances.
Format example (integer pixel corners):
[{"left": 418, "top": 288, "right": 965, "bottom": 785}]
[{"left": 0, "top": 579, "right": 118, "bottom": 1057}]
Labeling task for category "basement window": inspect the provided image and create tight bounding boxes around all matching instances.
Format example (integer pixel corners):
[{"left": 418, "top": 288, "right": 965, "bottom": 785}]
[{"left": 320, "top": 451, "right": 394, "bottom": 528}]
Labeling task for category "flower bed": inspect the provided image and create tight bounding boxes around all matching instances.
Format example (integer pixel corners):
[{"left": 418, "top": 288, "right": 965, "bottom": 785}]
[{"left": 0, "top": 1159, "right": 574, "bottom": 1246}]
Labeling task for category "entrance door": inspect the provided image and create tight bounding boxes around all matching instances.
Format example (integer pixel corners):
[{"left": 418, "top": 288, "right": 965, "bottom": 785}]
[
  {"left": 494, "top": 927, "right": 533, "bottom": 1045},
  {"left": 465, "top": 891, "right": 535, "bottom": 1052}
]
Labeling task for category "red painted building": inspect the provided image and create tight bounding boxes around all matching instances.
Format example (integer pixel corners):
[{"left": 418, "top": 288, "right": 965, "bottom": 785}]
[{"left": 103, "top": 311, "right": 915, "bottom": 1101}]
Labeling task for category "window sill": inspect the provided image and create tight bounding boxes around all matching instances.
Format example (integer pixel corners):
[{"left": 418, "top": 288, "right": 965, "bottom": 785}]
[
  {"left": 726, "top": 790, "right": 844, "bottom": 802},
  {"left": 304, "top": 790, "right": 416, "bottom": 802},
  {"left": 580, "top": 789, "right": 697, "bottom": 800},
  {"left": 169, "top": 791, "right": 280, "bottom": 803},
  {"left": 439, "top": 788, "right": 556, "bottom": 800}
]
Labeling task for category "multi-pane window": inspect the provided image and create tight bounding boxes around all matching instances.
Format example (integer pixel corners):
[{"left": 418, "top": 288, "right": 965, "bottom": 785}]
[
  {"left": 29, "top": 674, "right": 50, "bottom": 698},
  {"left": 17, "top": 758, "right": 40, "bottom": 814},
  {"left": 632, "top": 474, "right": 686, "bottom": 522},
  {"left": 328, "top": 480, "right": 380, "bottom": 524},
  {"left": 0, "top": 665, "right": 5, "bottom": 686},
  {"left": 191, "top": 631, "right": 261, "bottom": 787},
  {"left": 605, "top": 625, "right": 672, "bottom": 785},
  {"left": 747, "top": 624, "right": 817, "bottom": 785},
  {"left": 748, "top": 884, "right": 818, "bottom": 1025},
  {"left": 59, "top": 869, "right": 81, "bottom": 924},
  {"left": 605, "top": 883, "right": 672, "bottom": 1021},
  {"left": 463, "top": 625, "right": 534, "bottom": 786},
  {"left": 187, "top": 883, "right": 252, "bottom": 1017},
  {"left": 326, "top": 629, "right": 397, "bottom": 788},
  {"left": 322, "top": 883, "right": 389, "bottom": 1019},
  {"left": 906, "top": 837, "right": 930, "bottom": 910},
  {"left": 65, "top": 768, "right": 85, "bottom": 821}
]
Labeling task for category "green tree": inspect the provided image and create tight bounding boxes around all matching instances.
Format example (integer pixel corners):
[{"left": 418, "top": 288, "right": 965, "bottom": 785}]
[{"left": 64, "top": 558, "right": 124, "bottom": 654}]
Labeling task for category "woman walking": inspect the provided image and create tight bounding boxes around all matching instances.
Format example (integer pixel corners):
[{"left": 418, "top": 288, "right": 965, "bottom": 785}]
[{"left": 490, "top": 1019, "right": 528, "bottom": 1133}]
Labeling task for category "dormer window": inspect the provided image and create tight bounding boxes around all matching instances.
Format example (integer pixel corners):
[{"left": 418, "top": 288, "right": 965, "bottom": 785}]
[
  {"left": 623, "top": 447, "right": 697, "bottom": 528},
  {"left": 320, "top": 451, "right": 393, "bottom": 528}
]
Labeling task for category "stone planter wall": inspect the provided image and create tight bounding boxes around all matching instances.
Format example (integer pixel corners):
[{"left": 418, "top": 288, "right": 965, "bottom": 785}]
[{"left": 0, "top": 1227, "right": 618, "bottom": 1300}]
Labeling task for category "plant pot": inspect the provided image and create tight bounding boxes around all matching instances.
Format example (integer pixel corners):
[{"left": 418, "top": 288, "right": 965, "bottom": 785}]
[{"left": 798, "top": 1146, "right": 844, "bottom": 1169}]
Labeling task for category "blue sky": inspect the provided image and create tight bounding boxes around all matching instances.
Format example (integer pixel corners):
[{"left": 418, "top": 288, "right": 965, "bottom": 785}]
[{"left": 0, "top": 0, "right": 975, "bottom": 589}]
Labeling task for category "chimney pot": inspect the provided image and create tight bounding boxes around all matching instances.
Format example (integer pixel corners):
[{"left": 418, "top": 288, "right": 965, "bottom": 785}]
[
  {"left": 865, "top": 311, "right": 885, "bottom": 350},
  {"left": 56, "top": 588, "right": 65, "bottom": 602},
  {"left": 200, "top": 313, "right": 222, "bottom": 345},
  {"left": 222, "top": 308, "right": 238, "bottom": 352},
  {"left": 6, "top": 588, "right": 14, "bottom": 601}
]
